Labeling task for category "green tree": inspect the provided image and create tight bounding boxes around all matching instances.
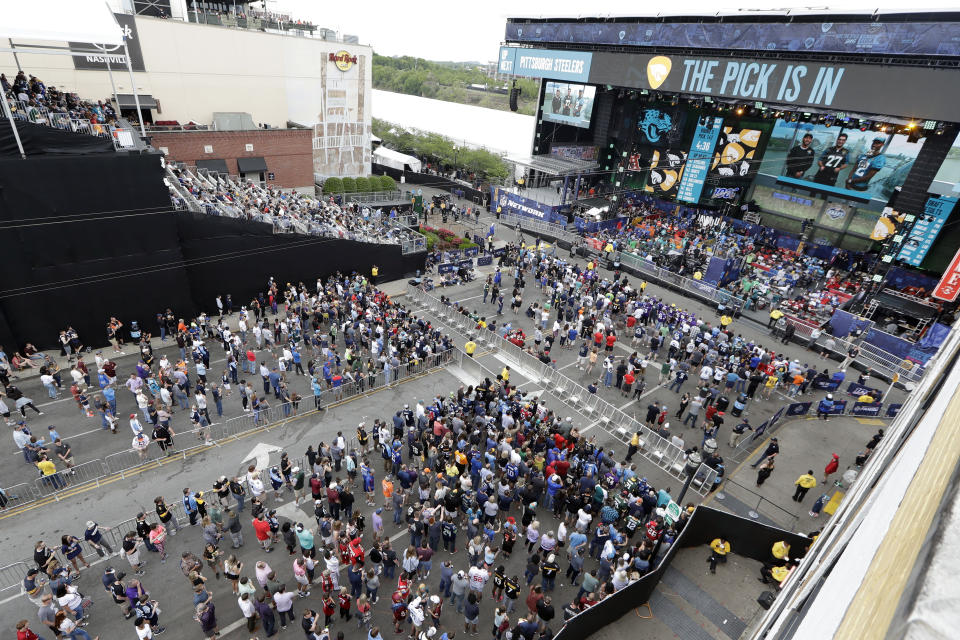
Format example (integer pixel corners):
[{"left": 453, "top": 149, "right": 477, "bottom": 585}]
[
  {"left": 354, "top": 177, "right": 371, "bottom": 192},
  {"left": 322, "top": 177, "right": 343, "bottom": 194},
  {"left": 378, "top": 175, "right": 397, "bottom": 191},
  {"left": 341, "top": 177, "right": 357, "bottom": 193}
]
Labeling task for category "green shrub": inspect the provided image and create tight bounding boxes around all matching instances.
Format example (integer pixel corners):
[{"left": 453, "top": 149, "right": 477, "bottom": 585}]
[
  {"left": 354, "top": 177, "right": 371, "bottom": 192},
  {"left": 322, "top": 177, "right": 343, "bottom": 194},
  {"left": 379, "top": 175, "right": 397, "bottom": 191},
  {"left": 341, "top": 177, "right": 357, "bottom": 193}
]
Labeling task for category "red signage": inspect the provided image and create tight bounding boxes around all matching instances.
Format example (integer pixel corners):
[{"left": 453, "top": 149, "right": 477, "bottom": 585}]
[
  {"left": 329, "top": 51, "right": 358, "bottom": 71},
  {"left": 932, "top": 247, "right": 960, "bottom": 301}
]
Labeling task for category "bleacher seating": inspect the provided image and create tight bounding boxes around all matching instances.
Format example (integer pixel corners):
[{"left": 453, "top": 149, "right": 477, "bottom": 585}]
[
  {"left": 166, "top": 164, "right": 425, "bottom": 251},
  {"left": 1, "top": 70, "right": 128, "bottom": 146}
]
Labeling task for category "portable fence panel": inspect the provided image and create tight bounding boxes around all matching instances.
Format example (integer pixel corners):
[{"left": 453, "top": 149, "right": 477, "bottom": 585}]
[{"left": 0, "top": 562, "right": 30, "bottom": 593}]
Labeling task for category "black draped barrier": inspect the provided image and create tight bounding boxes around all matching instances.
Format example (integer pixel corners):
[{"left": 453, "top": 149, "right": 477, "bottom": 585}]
[
  {"left": 175, "top": 212, "right": 425, "bottom": 314},
  {"left": 0, "top": 119, "right": 115, "bottom": 156},
  {"left": 553, "top": 506, "right": 811, "bottom": 640},
  {"left": 0, "top": 152, "right": 425, "bottom": 351}
]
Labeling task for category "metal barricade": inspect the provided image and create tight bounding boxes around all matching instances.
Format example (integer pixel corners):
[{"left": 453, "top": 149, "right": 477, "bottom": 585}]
[
  {"left": 1, "top": 483, "right": 37, "bottom": 509},
  {"left": 105, "top": 448, "right": 162, "bottom": 475},
  {"left": 0, "top": 562, "right": 30, "bottom": 594}
]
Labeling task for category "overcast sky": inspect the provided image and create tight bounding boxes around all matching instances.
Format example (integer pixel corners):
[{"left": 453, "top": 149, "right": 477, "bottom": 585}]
[{"left": 277, "top": 0, "right": 956, "bottom": 62}]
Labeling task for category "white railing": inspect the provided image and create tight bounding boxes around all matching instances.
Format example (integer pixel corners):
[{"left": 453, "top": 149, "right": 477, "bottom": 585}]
[
  {"left": 616, "top": 251, "right": 746, "bottom": 313},
  {"left": 498, "top": 212, "right": 575, "bottom": 243},
  {"left": 406, "top": 285, "right": 718, "bottom": 494},
  {"left": 3, "top": 98, "right": 132, "bottom": 150}
]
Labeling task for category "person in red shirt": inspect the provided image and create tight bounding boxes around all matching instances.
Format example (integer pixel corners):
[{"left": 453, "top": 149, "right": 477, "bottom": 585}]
[
  {"left": 554, "top": 458, "right": 570, "bottom": 479},
  {"left": 593, "top": 331, "right": 603, "bottom": 348},
  {"left": 621, "top": 370, "right": 636, "bottom": 398},
  {"left": 605, "top": 333, "right": 617, "bottom": 352},
  {"left": 252, "top": 514, "right": 273, "bottom": 552},
  {"left": 15, "top": 620, "right": 40, "bottom": 640},
  {"left": 322, "top": 593, "right": 336, "bottom": 626},
  {"left": 338, "top": 587, "right": 352, "bottom": 621}
]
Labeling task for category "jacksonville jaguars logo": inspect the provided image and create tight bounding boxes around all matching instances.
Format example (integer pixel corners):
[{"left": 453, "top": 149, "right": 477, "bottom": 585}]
[{"left": 639, "top": 109, "right": 673, "bottom": 143}]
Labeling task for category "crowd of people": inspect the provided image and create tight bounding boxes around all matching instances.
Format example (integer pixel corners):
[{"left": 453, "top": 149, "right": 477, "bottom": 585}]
[
  {"left": 15, "top": 364, "right": 712, "bottom": 640},
  {"left": 2, "top": 272, "right": 455, "bottom": 501},
  {"left": 167, "top": 165, "right": 423, "bottom": 248},
  {"left": 580, "top": 212, "right": 854, "bottom": 318},
  {"left": 2, "top": 69, "right": 118, "bottom": 133}
]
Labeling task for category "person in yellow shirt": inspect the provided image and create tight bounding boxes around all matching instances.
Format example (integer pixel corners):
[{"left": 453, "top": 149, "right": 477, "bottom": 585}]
[
  {"left": 500, "top": 366, "right": 510, "bottom": 383},
  {"left": 37, "top": 455, "right": 66, "bottom": 490},
  {"left": 792, "top": 470, "right": 817, "bottom": 503},
  {"left": 693, "top": 271, "right": 703, "bottom": 280},
  {"left": 587, "top": 261, "right": 595, "bottom": 271},
  {"left": 640, "top": 281, "right": 648, "bottom": 294},
  {"left": 771, "top": 540, "right": 791, "bottom": 561},
  {"left": 720, "top": 315, "right": 732, "bottom": 329},
  {"left": 761, "top": 562, "right": 793, "bottom": 586},
  {"left": 465, "top": 339, "right": 477, "bottom": 358},
  {"left": 371, "top": 265, "right": 379, "bottom": 284},
  {"left": 768, "top": 308, "right": 784, "bottom": 328},
  {"left": 857, "top": 393, "right": 875, "bottom": 404},
  {"left": 708, "top": 537, "right": 731, "bottom": 573},
  {"left": 626, "top": 431, "right": 641, "bottom": 462}
]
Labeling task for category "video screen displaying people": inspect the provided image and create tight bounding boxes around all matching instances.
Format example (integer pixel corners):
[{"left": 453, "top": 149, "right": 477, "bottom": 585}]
[
  {"left": 760, "top": 118, "right": 924, "bottom": 201},
  {"left": 542, "top": 82, "right": 596, "bottom": 129}
]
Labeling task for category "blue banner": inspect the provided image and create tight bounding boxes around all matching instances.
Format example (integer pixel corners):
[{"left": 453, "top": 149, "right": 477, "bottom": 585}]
[
  {"left": 492, "top": 248, "right": 506, "bottom": 257},
  {"left": 850, "top": 402, "right": 883, "bottom": 416},
  {"left": 786, "top": 402, "right": 812, "bottom": 416},
  {"left": 464, "top": 246, "right": 480, "bottom": 258},
  {"left": 886, "top": 404, "right": 903, "bottom": 417},
  {"left": 898, "top": 196, "right": 957, "bottom": 267},
  {"left": 828, "top": 310, "right": 872, "bottom": 338},
  {"left": 458, "top": 259, "right": 474, "bottom": 270},
  {"left": 477, "top": 255, "right": 493, "bottom": 267},
  {"left": 828, "top": 400, "right": 848, "bottom": 415},
  {"left": 497, "top": 46, "right": 592, "bottom": 82},
  {"left": 504, "top": 21, "right": 958, "bottom": 57},
  {"left": 812, "top": 379, "right": 839, "bottom": 391},
  {"left": 491, "top": 187, "right": 566, "bottom": 224},
  {"left": 846, "top": 382, "right": 880, "bottom": 397},
  {"left": 703, "top": 256, "right": 727, "bottom": 286},
  {"left": 769, "top": 406, "right": 786, "bottom": 426},
  {"left": 438, "top": 263, "right": 457, "bottom": 274},
  {"left": 677, "top": 116, "right": 723, "bottom": 204},
  {"left": 750, "top": 419, "right": 770, "bottom": 441}
]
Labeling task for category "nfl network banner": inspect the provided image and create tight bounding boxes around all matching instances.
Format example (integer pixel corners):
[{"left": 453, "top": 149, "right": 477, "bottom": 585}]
[
  {"left": 786, "top": 402, "right": 812, "bottom": 416},
  {"left": 846, "top": 382, "right": 880, "bottom": 397},
  {"left": 769, "top": 406, "right": 786, "bottom": 426},
  {"left": 490, "top": 187, "right": 566, "bottom": 225},
  {"left": 827, "top": 400, "right": 848, "bottom": 415},
  {"left": 886, "top": 404, "right": 903, "bottom": 417},
  {"left": 850, "top": 402, "right": 883, "bottom": 417},
  {"left": 477, "top": 255, "right": 493, "bottom": 267},
  {"left": 812, "top": 379, "right": 840, "bottom": 391},
  {"left": 750, "top": 419, "right": 770, "bottom": 441},
  {"left": 498, "top": 46, "right": 592, "bottom": 82}
]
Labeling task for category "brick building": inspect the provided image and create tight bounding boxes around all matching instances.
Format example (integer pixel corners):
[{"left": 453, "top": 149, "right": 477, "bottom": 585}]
[{"left": 150, "top": 129, "right": 314, "bottom": 192}]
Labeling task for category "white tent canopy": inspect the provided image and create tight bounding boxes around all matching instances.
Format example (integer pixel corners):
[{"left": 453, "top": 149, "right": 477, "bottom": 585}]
[
  {"left": 0, "top": 0, "right": 123, "bottom": 45},
  {"left": 373, "top": 146, "right": 422, "bottom": 173}
]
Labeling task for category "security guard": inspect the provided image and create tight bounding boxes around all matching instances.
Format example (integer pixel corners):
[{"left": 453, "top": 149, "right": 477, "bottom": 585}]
[
  {"left": 708, "top": 537, "right": 731, "bottom": 574},
  {"left": 371, "top": 265, "right": 379, "bottom": 284},
  {"left": 464, "top": 338, "right": 477, "bottom": 358},
  {"left": 793, "top": 471, "right": 817, "bottom": 503}
]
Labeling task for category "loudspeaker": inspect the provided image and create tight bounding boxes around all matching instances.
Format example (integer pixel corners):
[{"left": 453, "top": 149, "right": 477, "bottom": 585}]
[
  {"left": 509, "top": 87, "right": 521, "bottom": 112},
  {"left": 757, "top": 591, "right": 777, "bottom": 610}
]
